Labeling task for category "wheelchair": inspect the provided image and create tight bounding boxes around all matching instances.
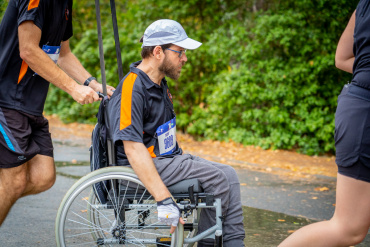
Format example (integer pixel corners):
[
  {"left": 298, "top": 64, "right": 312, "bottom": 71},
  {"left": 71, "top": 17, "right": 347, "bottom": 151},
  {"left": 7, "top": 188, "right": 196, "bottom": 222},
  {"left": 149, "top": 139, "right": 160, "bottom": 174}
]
[
  {"left": 55, "top": 109, "right": 224, "bottom": 247},
  {"left": 55, "top": 2, "right": 223, "bottom": 245}
]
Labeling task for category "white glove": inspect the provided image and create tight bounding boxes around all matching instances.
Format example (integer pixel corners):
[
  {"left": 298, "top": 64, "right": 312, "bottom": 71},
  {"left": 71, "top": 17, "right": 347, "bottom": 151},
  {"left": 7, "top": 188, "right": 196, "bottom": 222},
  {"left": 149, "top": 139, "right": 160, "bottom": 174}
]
[{"left": 157, "top": 197, "right": 181, "bottom": 227}]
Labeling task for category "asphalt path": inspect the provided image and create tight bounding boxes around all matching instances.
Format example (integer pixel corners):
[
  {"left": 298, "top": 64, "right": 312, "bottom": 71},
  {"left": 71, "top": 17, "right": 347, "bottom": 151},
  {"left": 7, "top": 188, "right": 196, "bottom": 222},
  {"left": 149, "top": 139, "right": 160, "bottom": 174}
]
[
  {"left": 52, "top": 141, "right": 338, "bottom": 220},
  {"left": 0, "top": 141, "right": 369, "bottom": 246}
]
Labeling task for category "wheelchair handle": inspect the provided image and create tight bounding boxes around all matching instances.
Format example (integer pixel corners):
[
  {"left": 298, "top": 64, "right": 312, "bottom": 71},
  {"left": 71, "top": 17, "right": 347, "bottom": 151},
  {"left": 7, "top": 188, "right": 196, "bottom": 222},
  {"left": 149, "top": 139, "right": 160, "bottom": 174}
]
[{"left": 97, "top": 91, "right": 105, "bottom": 98}]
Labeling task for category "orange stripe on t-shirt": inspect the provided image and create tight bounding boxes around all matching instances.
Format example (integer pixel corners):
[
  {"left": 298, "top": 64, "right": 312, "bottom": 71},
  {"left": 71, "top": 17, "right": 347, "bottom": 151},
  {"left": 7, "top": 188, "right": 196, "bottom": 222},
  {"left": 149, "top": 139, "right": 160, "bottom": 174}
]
[
  {"left": 120, "top": 72, "right": 138, "bottom": 130},
  {"left": 28, "top": 0, "right": 40, "bottom": 11},
  {"left": 147, "top": 146, "right": 156, "bottom": 158},
  {"left": 18, "top": 60, "right": 28, "bottom": 84}
]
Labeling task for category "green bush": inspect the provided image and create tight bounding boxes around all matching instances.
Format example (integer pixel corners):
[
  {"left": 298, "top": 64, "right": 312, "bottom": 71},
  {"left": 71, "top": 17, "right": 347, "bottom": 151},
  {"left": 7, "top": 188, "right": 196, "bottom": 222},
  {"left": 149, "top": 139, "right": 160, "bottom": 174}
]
[
  {"left": 0, "top": 0, "right": 7, "bottom": 21},
  {"left": 186, "top": 1, "right": 356, "bottom": 155}
]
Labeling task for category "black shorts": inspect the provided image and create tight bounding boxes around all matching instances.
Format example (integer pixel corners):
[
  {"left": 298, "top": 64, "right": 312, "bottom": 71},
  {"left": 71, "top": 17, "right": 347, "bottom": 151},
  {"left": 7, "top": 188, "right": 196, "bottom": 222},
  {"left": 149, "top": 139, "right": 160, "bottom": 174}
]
[
  {"left": 0, "top": 107, "right": 53, "bottom": 168},
  {"left": 335, "top": 83, "right": 370, "bottom": 182},
  {"left": 338, "top": 160, "right": 370, "bottom": 183}
]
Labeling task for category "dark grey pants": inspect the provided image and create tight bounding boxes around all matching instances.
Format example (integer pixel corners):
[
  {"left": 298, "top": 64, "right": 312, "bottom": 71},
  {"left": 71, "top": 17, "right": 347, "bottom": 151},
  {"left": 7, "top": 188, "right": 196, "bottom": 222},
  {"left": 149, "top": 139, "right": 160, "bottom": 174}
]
[{"left": 153, "top": 154, "right": 245, "bottom": 247}]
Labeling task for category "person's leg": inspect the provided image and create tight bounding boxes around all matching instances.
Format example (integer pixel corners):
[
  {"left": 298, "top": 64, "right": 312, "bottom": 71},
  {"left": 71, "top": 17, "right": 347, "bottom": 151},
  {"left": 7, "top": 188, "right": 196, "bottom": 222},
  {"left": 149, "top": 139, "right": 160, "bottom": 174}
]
[
  {"left": 278, "top": 173, "right": 370, "bottom": 247},
  {"left": 191, "top": 156, "right": 245, "bottom": 247},
  {"left": 0, "top": 154, "right": 55, "bottom": 226},
  {"left": 22, "top": 154, "right": 55, "bottom": 196},
  {"left": 22, "top": 111, "right": 55, "bottom": 196},
  {"left": 0, "top": 163, "right": 28, "bottom": 225},
  {"left": 154, "top": 155, "right": 231, "bottom": 213},
  {"left": 0, "top": 108, "right": 55, "bottom": 226},
  {"left": 153, "top": 155, "right": 245, "bottom": 247}
]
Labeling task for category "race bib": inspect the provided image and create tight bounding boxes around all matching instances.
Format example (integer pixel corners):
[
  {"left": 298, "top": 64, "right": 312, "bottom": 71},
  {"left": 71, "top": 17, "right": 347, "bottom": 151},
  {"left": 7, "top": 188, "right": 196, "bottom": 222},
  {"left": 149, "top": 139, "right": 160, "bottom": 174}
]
[
  {"left": 156, "top": 118, "right": 176, "bottom": 155},
  {"left": 33, "top": 45, "right": 60, "bottom": 76},
  {"left": 42, "top": 44, "right": 60, "bottom": 64}
]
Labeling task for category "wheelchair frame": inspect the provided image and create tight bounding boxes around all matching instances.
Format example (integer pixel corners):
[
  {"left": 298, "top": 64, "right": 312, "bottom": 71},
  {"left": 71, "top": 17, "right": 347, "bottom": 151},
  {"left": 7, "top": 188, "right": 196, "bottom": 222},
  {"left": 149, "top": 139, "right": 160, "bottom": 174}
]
[{"left": 55, "top": 166, "right": 223, "bottom": 246}]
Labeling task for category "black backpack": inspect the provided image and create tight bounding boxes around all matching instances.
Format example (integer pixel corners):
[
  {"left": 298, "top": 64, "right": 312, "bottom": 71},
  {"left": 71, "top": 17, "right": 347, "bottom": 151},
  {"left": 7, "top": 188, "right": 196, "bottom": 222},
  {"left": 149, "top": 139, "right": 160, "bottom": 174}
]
[{"left": 89, "top": 96, "right": 113, "bottom": 203}]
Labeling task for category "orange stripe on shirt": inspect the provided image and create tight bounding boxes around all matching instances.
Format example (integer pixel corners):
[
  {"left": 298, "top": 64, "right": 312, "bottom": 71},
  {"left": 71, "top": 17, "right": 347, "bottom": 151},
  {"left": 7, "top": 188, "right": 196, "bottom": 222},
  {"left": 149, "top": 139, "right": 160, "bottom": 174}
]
[
  {"left": 18, "top": 60, "right": 28, "bottom": 84},
  {"left": 147, "top": 146, "right": 156, "bottom": 158},
  {"left": 120, "top": 72, "right": 138, "bottom": 130},
  {"left": 28, "top": 0, "right": 40, "bottom": 11}
]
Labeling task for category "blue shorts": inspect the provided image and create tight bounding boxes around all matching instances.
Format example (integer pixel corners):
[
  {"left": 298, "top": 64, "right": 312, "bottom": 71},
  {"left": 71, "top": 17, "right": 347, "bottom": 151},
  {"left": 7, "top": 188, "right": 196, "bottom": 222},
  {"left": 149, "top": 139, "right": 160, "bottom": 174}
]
[{"left": 335, "top": 83, "right": 370, "bottom": 182}]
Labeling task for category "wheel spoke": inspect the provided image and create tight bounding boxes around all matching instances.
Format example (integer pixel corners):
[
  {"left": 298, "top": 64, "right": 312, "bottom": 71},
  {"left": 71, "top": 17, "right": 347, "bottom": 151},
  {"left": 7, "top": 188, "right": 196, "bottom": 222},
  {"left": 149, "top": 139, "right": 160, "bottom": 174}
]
[{"left": 56, "top": 170, "right": 184, "bottom": 247}]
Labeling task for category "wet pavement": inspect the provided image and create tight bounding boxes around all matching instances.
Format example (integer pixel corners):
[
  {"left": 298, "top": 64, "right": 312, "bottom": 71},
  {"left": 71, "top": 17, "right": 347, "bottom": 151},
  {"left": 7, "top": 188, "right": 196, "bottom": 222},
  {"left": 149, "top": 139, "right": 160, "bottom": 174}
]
[{"left": 1, "top": 141, "right": 369, "bottom": 246}]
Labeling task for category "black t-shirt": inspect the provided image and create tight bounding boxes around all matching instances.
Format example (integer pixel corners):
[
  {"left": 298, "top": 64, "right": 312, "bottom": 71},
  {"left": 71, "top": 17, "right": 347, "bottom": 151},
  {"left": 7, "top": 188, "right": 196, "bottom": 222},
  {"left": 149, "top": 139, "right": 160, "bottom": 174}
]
[
  {"left": 352, "top": 0, "right": 370, "bottom": 88},
  {"left": 108, "top": 61, "right": 182, "bottom": 165},
  {"left": 0, "top": 0, "right": 73, "bottom": 116}
]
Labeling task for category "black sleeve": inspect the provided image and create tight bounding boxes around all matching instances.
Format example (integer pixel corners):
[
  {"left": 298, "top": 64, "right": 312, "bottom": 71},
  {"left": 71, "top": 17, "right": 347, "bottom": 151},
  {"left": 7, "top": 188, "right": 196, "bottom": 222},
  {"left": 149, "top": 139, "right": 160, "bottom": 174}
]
[
  {"left": 62, "top": 0, "right": 73, "bottom": 41},
  {"left": 17, "top": 0, "right": 45, "bottom": 30}
]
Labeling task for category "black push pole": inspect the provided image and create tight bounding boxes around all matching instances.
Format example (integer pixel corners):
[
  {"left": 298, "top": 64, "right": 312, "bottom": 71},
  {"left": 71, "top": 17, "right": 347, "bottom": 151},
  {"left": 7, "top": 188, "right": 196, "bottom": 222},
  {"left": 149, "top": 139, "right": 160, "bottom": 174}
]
[
  {"left": 95, "top": 0, "right": 116, "bottom": 165},
  {"left": 110, "top": 0, "right": 124, "bottom": 82},
  {"left": 94, "top": 0, "right": 107, "bottom": 96}
]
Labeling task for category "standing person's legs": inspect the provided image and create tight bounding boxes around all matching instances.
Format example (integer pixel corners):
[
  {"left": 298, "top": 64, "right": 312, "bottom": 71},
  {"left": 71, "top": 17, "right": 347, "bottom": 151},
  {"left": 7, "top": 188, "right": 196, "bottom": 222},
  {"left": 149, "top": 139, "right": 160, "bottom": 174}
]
[
  {"left": 0, "top": 164, "right": 28, "bottom": 226},
  {"left": 153, "top": 154, "right": 245, "bottom": 247},
  {"left": 0, "top": 155, "right": 55, "bottom": 225},
  {"left": 278, "top": 173, "right": 370, "bottom": 247},
  {"left": 0, "top": 107, "right": 55, "bottom": 226}
]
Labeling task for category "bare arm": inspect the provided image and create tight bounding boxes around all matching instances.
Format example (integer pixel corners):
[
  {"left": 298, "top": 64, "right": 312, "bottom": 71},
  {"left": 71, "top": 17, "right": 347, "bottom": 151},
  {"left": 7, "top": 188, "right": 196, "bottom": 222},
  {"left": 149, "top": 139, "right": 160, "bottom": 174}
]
[
  {"left": 123, "top": 140, "right": 171, "bottom": 201},
  {"left": 18, "top": 21, "right": 99, "bottom": 104},
  {"left": 335, "top": 10, "right": 356, "bottom": 73},
  {"left": 124, "top": 140, "right": 184, "bottom": 233},
  {"left": 58, "top": 41, "right": 115, "bottom": 96}
]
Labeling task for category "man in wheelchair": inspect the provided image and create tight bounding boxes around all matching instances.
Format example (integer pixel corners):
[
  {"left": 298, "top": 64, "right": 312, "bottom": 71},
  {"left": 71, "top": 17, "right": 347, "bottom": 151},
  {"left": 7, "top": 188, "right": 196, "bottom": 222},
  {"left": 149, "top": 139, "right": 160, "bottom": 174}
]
[{"left": 107, "top": 19, "right": 245, "bottom": 247}]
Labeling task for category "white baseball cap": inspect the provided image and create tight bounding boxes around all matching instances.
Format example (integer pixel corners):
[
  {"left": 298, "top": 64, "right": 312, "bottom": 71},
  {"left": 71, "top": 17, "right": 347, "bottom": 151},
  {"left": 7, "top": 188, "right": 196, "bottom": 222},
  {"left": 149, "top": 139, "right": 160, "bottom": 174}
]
[{"left": 141, "top": 19, "right": 202, "bottom": 50}]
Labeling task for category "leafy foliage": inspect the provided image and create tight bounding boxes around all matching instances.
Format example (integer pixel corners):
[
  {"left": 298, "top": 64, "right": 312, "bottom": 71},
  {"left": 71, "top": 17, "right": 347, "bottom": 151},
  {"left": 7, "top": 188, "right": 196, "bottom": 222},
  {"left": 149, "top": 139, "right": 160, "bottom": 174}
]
[
  {"left": 0, "top": 0, "right": 359, "bottom": 155},
  {"left": 187, "top": 0, "right": 357, "bottom": 155},
  {"left": 0, "top": 0, "right": 7, "bottom": 21}
]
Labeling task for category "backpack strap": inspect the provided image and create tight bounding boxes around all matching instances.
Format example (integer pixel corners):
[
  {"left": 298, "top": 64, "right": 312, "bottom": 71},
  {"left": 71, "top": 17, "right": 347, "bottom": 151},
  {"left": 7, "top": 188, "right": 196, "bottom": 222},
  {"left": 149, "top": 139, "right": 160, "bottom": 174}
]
[{"left": 96, "top": 96, "right": 117, "bottom": 166}]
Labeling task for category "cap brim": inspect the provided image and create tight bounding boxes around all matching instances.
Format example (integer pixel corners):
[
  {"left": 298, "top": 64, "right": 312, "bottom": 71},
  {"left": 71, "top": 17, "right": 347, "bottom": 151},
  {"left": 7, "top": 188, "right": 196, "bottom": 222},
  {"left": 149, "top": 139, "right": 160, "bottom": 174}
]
[{"left": 173, "top": 38, "right": 202, "bottom": 50}]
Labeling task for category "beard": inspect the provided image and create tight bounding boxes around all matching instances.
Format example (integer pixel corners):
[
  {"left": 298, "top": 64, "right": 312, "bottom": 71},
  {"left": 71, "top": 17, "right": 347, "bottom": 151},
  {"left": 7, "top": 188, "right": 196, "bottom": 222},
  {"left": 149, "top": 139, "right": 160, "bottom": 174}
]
[{"left": 158, "top": 56, "right": 184, "bottom": 81}]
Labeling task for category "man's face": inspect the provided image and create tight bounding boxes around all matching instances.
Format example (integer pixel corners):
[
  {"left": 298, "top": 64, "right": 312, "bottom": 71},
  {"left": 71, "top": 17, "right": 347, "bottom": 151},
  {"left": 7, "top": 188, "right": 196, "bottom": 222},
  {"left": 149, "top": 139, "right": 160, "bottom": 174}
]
[{"left": 159, "top": 45, "right": 187, "bottom": 81}]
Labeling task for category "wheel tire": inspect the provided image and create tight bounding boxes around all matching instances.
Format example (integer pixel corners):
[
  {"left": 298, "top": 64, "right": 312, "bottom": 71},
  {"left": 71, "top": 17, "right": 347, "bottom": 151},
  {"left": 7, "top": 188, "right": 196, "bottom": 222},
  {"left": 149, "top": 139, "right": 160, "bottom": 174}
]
[{"left": 55, "top": 166, "right": 184, "bottom": 247}]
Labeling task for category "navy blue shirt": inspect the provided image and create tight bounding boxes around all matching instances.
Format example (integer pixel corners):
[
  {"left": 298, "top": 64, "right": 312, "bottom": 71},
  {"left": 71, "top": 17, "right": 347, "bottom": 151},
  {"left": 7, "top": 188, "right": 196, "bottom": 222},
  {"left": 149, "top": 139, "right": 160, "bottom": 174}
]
[
  {"left": 352, "top": 0, "right": 370, "bottom": 89},
  {"left": 108, "top": 61, "right": 182, "bottom": 165},
  {"left": 0, "top": 0, "right": 73, "bottom": 116}
]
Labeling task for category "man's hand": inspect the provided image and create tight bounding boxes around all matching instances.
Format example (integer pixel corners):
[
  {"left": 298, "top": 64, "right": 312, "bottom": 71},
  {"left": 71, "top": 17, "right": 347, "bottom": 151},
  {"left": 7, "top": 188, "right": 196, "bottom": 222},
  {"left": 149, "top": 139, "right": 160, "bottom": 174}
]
[
  {"left": 89, "top": 79, "right": 115, "bottom": 97},
  {"left": 157, "top": 197, "right": 185, "bottom": 234},
  {"left": 71, "top": 84, "right": 100, "bottom": 104}
]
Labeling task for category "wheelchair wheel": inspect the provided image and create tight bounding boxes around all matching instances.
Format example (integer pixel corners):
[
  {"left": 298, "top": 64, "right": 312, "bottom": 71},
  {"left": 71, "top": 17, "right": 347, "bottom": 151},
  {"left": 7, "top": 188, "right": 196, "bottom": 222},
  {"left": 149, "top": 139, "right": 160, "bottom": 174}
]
[
  {"left": 55, "top": 166, "right": 184, "bottom": 247},
  {"left": 87, "top": 189, "right": 106, "bottom": 242}
]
